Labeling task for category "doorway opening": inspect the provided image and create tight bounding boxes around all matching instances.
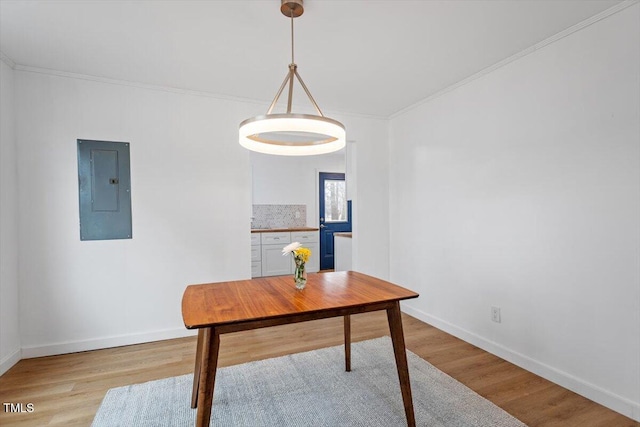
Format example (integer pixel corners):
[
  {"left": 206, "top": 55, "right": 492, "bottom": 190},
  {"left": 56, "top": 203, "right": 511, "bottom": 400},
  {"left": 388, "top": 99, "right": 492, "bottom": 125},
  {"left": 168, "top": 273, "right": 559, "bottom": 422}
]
[{"left": 318, "top": 172, "right": 352, "bottom": 270}]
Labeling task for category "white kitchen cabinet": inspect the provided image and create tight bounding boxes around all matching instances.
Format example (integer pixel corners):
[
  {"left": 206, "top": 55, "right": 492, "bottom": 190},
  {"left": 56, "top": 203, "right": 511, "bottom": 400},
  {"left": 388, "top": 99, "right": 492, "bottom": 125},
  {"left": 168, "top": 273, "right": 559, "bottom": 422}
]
[
  {"left": 304, "top": 242, "right": 319, "bottom": 273},
  {"left": 251, "top": 233, "right": 262, "bottom": 278},
  {"left": 261, "top": 244, "right": 293, "bottom": 276},
  {"left": 290, "top": 231, "right": 316, "bottom": 245},
  {"left": 261, "top": 232, "right": 290, "bottom": 245},
  {"left": 334, "top": 234, "right": 352, "bottom": 272},
  {"left": 251, "top": 245, "right": 261, "bottom": 261},
  {"left": 251, "top": 230, "right": 319, "bottom": 277},
  {"left": 251, "top": 261, "right": 262, "bottom": 277},
  {"left": 291, "top": 231, "right": 319, "bottom": 273},
  {"left": 260, "top": 232, "right": 291, "bottom": 277}
]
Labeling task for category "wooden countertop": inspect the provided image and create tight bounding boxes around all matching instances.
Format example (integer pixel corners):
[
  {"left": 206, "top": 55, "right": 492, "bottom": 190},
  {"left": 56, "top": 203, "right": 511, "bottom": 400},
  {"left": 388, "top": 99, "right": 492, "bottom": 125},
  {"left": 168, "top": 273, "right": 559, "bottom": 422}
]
[
  {"left": 251, "top": 227, "right": 319, "bottom": 233},
  {"left": 334, "top": 232, "right": 352, "bottom": 238}
]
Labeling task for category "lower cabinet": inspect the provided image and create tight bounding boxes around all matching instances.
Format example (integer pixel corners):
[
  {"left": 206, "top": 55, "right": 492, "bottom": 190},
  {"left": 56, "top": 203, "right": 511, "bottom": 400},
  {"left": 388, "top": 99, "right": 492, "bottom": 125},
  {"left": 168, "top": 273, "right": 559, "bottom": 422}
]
[
  {"left": 334, "top": 235, "right": 352, "bottom": 272},
  {"left": 251, "top": 234, "right": 262, "bottom": 278},
  {"left": 261, "top": 244, "right": 293, "bottom": 276},
  {"left": 291, "top": 231, "right": 319, "bottom": 274},
  {"left": 251, "top": 230, "right": 319, "bottom": 277},
  {"left": 251, "top": 261, "right": 261, "bottom": 278}
]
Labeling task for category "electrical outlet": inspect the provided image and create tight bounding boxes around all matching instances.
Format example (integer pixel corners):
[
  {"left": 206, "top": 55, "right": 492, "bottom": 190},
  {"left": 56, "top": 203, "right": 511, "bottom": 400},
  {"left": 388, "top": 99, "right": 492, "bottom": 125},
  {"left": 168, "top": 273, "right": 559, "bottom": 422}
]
[{"left": 491, "top": 306, "right": 501, "bottom": 323}]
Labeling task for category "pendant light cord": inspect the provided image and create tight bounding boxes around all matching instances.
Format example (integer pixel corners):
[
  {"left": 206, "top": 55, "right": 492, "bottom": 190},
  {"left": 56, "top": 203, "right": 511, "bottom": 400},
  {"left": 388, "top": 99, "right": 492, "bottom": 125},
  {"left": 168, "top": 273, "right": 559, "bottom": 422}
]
[
  {"left": 290, "top": 9, "right": 295, "bottom": 64},
  {"left": 266, "top": 2, "right": 324, "bottom": 117}
]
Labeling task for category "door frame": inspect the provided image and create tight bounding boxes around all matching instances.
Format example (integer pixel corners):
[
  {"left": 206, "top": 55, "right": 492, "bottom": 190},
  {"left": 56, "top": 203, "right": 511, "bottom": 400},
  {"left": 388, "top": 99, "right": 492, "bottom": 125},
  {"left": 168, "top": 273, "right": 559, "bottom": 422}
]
[{"left": 318, "top": 172, "right": 351, "bottom": 270}]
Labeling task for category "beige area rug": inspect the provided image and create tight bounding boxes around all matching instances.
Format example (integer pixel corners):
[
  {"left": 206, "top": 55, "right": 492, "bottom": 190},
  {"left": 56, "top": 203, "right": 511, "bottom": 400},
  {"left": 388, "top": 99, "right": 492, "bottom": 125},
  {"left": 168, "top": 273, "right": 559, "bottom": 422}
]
[{"left": 92, "top": 336, "right": 527, "bottom": 426}]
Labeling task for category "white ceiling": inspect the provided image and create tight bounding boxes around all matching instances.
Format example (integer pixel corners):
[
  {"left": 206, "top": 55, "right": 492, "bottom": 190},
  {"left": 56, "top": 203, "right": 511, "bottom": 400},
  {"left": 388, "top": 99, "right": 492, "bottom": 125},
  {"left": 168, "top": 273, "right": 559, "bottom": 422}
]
[{"left": 0, "top": 0, "right": 623, "bottom": 117}]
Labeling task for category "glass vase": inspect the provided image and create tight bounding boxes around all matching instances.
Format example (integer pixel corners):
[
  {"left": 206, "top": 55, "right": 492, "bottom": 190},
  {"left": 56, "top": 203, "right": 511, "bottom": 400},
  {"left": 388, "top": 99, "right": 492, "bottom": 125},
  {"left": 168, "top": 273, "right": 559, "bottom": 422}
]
[{"left": 294, "top": 261, "right": 307, "bottom": 290}]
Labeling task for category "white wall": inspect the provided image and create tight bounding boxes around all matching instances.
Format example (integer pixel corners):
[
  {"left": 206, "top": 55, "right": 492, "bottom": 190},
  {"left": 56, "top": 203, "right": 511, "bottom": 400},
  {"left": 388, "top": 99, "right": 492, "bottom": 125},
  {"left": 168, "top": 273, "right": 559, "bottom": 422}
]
[
  {"left": 345, "top": 116, "right": 390, "bottom": 280},
  {"left": 251, "top": 150, "right": 345, "bottom": 227},
  {"left": 0, "top": 59, "right": 21, "bottom": 375},
  {"left": 4, "top": 66, "right": 389, "bottom": 361},
  {"left": 14, "top": 71, "right": 255, "bottom": 357},
  {"left": 389, "top": 4, "right": 639, "bottom": 420}
]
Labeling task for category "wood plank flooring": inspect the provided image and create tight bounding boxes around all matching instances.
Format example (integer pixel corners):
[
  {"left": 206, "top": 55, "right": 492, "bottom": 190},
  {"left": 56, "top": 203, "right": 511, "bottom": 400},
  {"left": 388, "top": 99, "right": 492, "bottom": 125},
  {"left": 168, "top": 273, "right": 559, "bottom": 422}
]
[{"left": 0, "top": 312, "right": 637, "bottom": 426}]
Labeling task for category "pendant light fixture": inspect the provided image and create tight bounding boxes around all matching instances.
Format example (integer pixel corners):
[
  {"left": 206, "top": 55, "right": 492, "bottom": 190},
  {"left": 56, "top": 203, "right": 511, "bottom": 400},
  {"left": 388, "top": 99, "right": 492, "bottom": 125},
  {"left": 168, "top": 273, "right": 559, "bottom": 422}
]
[{"left": 239, "top": 0, "right": 346, "bottom": 156}]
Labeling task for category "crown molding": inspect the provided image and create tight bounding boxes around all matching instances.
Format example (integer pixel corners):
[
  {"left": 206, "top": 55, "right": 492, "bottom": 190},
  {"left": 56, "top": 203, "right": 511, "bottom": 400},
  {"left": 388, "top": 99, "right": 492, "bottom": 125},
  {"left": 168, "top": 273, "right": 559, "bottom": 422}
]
[
  {"left": 0, "top": 51, "right": 16, "bottom": 69},
  {"left": 6, "top": 0, "right": 634, "bottom": 122},
  {"left": 390, "top": 0, "right": 640, "bottom": 119},
  {"left": 12, "top": 64, "right": 387, "bottom": 121},
  {"left": 14, "top": 63, "right": 274, "bottom": 105}
]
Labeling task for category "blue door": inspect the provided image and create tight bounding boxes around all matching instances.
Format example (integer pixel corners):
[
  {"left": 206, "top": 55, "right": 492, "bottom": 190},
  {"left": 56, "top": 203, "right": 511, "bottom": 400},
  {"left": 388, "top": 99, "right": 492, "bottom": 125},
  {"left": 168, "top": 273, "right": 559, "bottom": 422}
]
[{"left": 319, "top": 172, "right": 352, "bottom": 270}]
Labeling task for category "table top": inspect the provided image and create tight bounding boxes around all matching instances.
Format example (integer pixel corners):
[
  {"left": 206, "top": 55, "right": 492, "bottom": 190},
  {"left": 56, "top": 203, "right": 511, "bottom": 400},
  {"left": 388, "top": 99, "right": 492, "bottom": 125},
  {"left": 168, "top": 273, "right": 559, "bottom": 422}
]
[{"left": 182, "top": 271, "right": 418, "bottom": 329}]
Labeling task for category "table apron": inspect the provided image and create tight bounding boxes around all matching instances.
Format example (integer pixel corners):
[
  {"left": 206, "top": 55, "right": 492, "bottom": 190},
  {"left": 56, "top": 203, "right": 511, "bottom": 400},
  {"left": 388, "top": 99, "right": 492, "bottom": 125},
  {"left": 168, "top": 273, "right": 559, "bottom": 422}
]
[{"left": 209, "top": 301, "right": 396, "bottom": 335}]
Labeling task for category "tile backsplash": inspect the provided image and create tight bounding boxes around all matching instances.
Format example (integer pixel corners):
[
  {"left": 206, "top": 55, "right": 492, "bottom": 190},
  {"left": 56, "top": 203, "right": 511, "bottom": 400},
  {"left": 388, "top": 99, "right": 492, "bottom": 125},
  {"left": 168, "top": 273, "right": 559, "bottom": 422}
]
[{"left": 252, "top": 204, "right": 306, "bottom": 229}]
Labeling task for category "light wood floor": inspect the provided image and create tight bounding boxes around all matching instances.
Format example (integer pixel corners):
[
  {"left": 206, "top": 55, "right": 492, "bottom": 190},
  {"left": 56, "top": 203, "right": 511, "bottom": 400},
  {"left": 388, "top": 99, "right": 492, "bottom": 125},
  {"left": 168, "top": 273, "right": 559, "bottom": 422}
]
[{"left": 0, "top": 312, "right": 637, "bottom": 427}]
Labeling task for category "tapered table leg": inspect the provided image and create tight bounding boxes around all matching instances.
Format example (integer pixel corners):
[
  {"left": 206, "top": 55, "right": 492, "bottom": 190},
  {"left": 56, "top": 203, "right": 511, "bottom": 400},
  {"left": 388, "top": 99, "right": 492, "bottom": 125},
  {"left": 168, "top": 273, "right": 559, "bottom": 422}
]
[
  {"left": 386, "top": 302, "right": 416, "bottom": 427},
  {"left": 191, "top": 329, "right": 205, "bottom": 408},
  {"left": 196, "top": 327, "right": 220, "bottom": 427},
  {"left": 344, "top": 314, "right": 351, "bottom": 372}
]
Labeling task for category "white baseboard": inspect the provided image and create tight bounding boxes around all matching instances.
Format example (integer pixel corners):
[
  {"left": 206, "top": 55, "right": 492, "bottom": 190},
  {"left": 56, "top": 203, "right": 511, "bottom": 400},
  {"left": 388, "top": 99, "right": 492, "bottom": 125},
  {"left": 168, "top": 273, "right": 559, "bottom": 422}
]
[
  {"left": 11, "top": 309, "right": 640, "bottom": 422},
  {"left": 20, "top": 328, "right": 197, "bottom": 359},
  {"left": 0, "top": 348, "right": 21, "bottom": 376},
  {"left": 401, "top": 303, "right": 640, "bottom": 422}
]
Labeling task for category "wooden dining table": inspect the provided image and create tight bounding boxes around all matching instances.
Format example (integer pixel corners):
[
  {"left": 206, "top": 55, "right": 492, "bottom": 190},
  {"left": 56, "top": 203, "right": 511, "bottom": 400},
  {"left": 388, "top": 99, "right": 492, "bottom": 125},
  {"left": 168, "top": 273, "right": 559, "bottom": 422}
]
[{"left": 181, "top": 270, "right": 419, "bottom": 427}]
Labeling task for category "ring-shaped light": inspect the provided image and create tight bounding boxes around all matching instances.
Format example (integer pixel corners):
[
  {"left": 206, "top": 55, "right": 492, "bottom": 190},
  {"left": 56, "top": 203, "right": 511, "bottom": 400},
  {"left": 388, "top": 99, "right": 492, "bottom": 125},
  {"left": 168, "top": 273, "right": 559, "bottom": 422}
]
[
  {"left": 239, "top": 1, "right": 345, "bottom": 156},
  {"left": 239, "top": 114, "right": 345, "bottom": 156}
]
